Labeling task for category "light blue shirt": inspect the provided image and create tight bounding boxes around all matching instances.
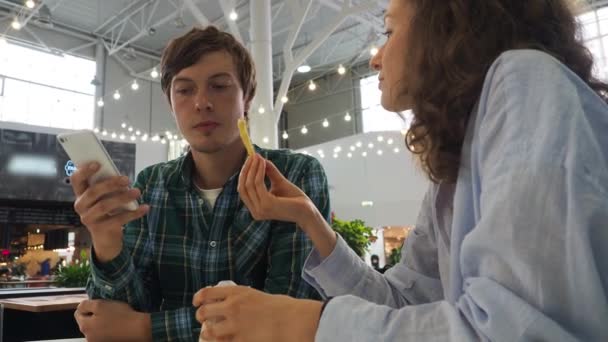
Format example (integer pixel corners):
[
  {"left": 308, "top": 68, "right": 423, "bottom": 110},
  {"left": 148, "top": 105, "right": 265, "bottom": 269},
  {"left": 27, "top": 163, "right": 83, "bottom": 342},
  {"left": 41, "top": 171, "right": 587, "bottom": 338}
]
[{"left": 303, "top": 50, "right": 608, "bottom": 341}]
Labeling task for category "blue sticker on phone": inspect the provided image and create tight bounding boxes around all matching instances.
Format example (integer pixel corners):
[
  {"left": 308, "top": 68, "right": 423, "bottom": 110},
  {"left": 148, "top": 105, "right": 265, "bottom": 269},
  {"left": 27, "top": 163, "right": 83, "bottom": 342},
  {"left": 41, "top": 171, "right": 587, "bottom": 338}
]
[{"left": 64, "top": 160, "right": 77, "bottom": 177}]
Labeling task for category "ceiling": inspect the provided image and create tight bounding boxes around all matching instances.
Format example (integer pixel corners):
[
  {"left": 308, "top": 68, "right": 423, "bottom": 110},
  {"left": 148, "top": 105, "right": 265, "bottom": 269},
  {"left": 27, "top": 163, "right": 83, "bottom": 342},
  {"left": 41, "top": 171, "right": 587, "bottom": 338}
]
[{"left": 0, "top": 0, "right": 387, "bottom": 84}]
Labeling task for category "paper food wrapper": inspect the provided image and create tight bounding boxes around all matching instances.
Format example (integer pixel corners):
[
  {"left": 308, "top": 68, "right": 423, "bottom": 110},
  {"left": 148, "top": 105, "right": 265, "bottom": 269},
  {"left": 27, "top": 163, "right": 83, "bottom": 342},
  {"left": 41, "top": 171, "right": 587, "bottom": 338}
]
[{"left": 199, "top": 280, "right": 237, "bottom": 342}]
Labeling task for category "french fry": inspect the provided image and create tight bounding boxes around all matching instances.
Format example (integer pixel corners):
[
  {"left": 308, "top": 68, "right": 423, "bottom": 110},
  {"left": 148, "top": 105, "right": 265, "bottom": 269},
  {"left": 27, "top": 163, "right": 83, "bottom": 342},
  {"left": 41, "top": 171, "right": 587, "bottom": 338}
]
[{"left": 238, "top": 118, "right": 255, "bottom": 156}]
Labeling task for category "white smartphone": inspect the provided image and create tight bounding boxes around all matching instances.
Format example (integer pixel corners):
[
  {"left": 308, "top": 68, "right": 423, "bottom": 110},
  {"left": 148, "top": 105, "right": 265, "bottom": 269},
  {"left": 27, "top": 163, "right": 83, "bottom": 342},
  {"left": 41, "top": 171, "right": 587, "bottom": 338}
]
[{"left": 57, "top": 130, "right": 139, "bottom": 212}]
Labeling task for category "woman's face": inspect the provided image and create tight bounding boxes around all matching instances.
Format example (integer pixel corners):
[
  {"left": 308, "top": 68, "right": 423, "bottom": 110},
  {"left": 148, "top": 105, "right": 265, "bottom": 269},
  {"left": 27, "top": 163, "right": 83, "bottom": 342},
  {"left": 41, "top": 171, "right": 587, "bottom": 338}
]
[{"left": 370, "top": 0, "right": 412, "bottom": 112}]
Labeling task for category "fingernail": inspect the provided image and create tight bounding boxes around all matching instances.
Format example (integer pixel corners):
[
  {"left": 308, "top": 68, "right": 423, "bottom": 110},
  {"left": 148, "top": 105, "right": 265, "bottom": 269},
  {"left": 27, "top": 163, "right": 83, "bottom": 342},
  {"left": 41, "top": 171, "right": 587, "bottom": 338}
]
[
  {"left": 120, "top": 176, "right": 129, "bottom": 185},
  {"left": 89, "top": 163, "right": 99, "bottom": 171}
]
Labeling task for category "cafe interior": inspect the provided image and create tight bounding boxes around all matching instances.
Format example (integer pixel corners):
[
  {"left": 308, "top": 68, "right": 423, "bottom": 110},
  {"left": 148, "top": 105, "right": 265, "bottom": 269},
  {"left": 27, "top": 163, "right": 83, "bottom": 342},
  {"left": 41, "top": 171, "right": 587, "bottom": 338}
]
[{"left": 0, "top": 0, "right": 605, "bottom": 341}]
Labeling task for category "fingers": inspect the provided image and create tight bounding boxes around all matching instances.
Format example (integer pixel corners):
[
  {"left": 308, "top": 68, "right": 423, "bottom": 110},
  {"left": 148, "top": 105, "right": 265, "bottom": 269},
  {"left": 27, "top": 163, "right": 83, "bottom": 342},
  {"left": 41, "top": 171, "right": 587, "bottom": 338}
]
[
  {"left": 244, "top": 155, "right": 263, "bottom": 205},
  {"left": 264, "top": 160, "right": 284, "bottom": 183},
  {"left": 193, "top": 286, "right": 245, "bottom": 307},
  {"left": 202, "top": 319, "right": 235, "bottom": 340},
  {"left": 73, "top": 176, "right": 131, "bottom": 215},
  {"left": 80, "top": 188, "right": 140, "bottom": 222},
  {"left": 70, "top": 162, "right": 100, "bottom": 196},
  {"left": 195, "top": 300, "right": 228, "bottom": 323}
]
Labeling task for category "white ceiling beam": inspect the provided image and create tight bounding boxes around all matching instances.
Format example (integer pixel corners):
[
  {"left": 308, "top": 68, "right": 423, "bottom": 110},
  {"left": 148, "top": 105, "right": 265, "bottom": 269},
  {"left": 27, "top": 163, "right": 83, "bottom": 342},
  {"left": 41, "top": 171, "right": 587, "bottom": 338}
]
[
  {"left": 218, "top": 0, "right": 243, "bottom": 43},
  {"left": 318, "top": 0, "right": 383, "bottom": 32},
  {"left": 94, "top": 0, "right": 150, "bottom": 34},
  {"left": 282, "top": 0, "right": 314, "bottom": 66},
  {"left": 273, "top": 0, "right": 378, "bottom": 122},
  {"left": 183, "top": 0, "right": 210, "bottom": 26}
]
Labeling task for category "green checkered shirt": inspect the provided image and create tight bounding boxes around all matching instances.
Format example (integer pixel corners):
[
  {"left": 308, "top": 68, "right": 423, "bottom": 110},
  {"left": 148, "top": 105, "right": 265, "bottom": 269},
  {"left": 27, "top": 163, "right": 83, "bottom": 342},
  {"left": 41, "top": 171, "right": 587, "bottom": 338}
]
[{"left": 87, "top": 146, "right": 330, "bottom": 341}]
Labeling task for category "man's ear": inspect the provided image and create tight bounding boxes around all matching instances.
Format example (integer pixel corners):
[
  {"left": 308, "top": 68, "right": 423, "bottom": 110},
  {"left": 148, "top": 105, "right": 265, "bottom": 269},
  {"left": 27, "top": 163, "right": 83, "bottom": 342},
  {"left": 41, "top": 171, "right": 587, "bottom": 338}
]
[{"left": 244, "top": 96, "right": 252, "bottom": 115}]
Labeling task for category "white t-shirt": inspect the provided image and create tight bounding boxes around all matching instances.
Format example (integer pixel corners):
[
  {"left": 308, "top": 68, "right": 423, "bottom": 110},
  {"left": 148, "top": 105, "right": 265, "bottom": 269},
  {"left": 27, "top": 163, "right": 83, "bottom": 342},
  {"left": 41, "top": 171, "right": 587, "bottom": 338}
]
[{"left": 194, "top": 185, "right": 223, "bottom": 208}]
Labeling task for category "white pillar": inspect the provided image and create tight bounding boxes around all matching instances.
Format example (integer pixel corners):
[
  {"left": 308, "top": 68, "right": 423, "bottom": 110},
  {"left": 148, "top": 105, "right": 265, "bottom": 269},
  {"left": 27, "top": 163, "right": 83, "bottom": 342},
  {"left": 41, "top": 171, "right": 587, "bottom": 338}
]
[
  {"left": 249, "top": 0, "right": 277, "bottom": 148},
  {"left": 95, "top": 39, "right": 105, "bottom": 130}
]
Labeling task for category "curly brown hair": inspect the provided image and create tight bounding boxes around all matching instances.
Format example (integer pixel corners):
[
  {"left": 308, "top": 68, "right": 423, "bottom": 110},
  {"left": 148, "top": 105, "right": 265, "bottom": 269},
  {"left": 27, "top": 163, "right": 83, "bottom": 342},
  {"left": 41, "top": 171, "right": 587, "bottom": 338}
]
[{"left": 404, "top": 0, "right": 608, "bottom": 183}]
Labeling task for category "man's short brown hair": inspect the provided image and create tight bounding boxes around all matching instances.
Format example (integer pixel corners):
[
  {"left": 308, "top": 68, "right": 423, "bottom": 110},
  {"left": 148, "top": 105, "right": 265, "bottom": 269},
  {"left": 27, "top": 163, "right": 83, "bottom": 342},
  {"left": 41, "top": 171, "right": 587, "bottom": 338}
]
[{"left": 160, "top": 26, "right": 257, "bottom": 105}]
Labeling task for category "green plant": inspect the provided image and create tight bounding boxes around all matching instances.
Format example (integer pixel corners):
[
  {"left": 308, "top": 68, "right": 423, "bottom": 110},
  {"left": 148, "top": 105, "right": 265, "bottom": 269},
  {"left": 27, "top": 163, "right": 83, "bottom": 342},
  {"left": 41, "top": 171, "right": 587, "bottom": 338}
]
[
  {"left": 388, "top": 248, "right": 402, "bottom": 266},
  {"left": 331, "top": 217, "right": 374, "bottom": 257},
  {"left": 54, "top": 250, "right": 90, "bottom": 288}
]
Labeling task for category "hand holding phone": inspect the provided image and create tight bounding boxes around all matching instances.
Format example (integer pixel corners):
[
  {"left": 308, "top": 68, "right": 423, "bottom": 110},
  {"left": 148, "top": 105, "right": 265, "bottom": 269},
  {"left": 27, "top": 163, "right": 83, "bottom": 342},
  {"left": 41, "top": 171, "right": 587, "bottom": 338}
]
[{"left": 57, "top": 130, "right": 148, "bottom": 262}]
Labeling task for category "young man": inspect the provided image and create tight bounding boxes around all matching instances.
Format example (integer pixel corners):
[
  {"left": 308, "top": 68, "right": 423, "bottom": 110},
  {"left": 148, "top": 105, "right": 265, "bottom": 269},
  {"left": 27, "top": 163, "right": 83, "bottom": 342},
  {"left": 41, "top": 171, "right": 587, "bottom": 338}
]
[{"left": 70, "top": 26, "right": 330, "bottom": 341}]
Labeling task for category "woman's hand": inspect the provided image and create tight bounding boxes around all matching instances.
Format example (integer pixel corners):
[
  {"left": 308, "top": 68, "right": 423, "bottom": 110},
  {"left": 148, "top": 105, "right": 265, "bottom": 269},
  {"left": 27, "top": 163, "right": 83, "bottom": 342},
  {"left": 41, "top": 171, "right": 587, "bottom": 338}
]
[
  {"left": 238, "top": 154, "right": 316, "bottom": 226},
  {"left": 239, "top": 154, "right": 338, "bottom": 258},
  {"left": 193, "top": 286, "right": 321, "bottom": 342}
]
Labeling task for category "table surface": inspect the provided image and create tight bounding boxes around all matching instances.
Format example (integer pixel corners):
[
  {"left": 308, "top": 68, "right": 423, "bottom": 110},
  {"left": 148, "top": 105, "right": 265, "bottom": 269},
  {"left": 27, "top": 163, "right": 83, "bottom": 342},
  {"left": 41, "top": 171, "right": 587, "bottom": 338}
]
[
  {"left": 28, "top": 339, "right": 86, "bottom": 342},
  {"left": 0, "top": 293, "right": 88, "bottom": 312}
]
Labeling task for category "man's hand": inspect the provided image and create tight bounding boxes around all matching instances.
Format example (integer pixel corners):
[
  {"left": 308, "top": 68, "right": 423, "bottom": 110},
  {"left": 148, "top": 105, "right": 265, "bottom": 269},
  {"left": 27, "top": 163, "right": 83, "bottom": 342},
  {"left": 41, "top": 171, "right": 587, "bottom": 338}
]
[
  {"left": 70, "top": 162, "right": 149, "bottom": 262},
  {"left": 74, "top": 299, "right": 152, "bottom": 342}
]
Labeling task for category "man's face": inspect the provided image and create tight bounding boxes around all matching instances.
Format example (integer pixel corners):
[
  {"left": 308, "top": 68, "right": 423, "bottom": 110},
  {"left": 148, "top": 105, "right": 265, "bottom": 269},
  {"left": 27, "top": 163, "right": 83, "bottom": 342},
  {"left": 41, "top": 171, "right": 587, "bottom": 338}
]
[{"left": 170, "top": 50, "right": 250, "bottom": 154}]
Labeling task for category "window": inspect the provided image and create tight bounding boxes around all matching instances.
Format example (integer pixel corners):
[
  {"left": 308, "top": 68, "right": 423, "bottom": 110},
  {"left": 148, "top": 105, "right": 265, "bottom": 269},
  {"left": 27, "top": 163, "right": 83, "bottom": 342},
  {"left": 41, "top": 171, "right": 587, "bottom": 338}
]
[
  {"left": 0, "top": 41, "right": 96, "bottom": 130},
  {"left": 578, "top": 7, "right": 608, "bottom": 80},
  {"left": 359, "top": 74, "right": 412, "bottom": 133}
]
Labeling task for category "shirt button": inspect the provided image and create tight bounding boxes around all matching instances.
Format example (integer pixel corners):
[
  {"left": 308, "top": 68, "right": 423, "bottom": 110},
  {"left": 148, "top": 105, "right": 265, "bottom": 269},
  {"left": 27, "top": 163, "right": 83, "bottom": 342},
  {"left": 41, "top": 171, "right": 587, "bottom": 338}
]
[{"left": 209, "top": 241, "right": 217, "bottom": 248}]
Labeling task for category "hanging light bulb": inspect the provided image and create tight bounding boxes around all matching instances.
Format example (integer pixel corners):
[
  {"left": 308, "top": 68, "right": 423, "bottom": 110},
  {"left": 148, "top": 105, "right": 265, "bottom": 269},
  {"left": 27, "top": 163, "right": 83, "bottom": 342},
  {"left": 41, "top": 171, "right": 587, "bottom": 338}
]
[
  {"left": 308, "top": 80, "right": 317, "bottom": 91},
  {"left": 282, "top": 131, "right": 289, "bottom": 140},
  {"left": 141, "top": 134, "right": 149, "bottom": 142},
  {"left": 370, "top": 46, "right": 379, "bottom": 56},
  {"left": 97, "top": 98, "right": 104, "bottom": 107},
  {"left": 93, "top": 128, "right": 100, "bottom": 133},
  {"left": 102, "top": 130, "right": 108, "bottom": 136},
  {"left": 301, "top": 126, "right": 308, "bottom": 135},
  {"left": 356, "top": 141, "right": 362, "bottom": 148},
  {"left": 394, "top": 147, "right": 400, "bottom": 153},
  {"left": 135, "top": 130, "right": 141, "bottom": 136},
  {"left": 347, "top": 152, "right": 352, "bottom": 158},
  {"left": 337, "top": 64, "right": 346, "bottom": 75},
  {"left": 368, "top": 142, "right": 374, "bottom": 149},
  {"left": 258, "top": 105, "right": 265, "bottom": 114},
  {"left": 25, "top": 0, "right": 35, "bottom": 9},
  {"left": 113, "top": 90, "right": 121, "bottom": 100},
  {"left": 377, "top": 136, "right": 384, "bottom": 142},
  {"left": 121, "top": 122, "right": 127, "bottom": 128},
  {"left": 229, "top": 9, "right": 238, "bottom": 21},
  {"left": 262, "top": 137, "right": 269, "bottom": 144},
  {"left": 344, "top": 112, "right": 352, "bottom": 122},
  {"left": 119, "top": 134, "right": 126, "bottom": 140},
  {"left": 111, "top": 132, "right": 117, "bottom": 139},
  {"left": 350, "top": 146, "right": 356, "bottom": 151},
  {"left": 333, "top": 154, "right": 338, "bottom": 159},
  {"left": 152, "top": 135, "right": 160, "bottom": 142},
  {"left": 281, "top": 96, "right": 288, "bottom": 104},
  {"left": 322, "top": 119, "right": 329, "bottom": 128},
  {"left": 362, "top": 151, "right": 368, "bottom": 157},
  {"left": 128, "top": 126, "right": 133, "bottom": 132},
  {"left": 131, "top": 80, "right": 139, "bottom": 91},
  {"left": 11, "top": 19, "right": 21, "bottom": 30},
  {"left": 377, "top": 150, "right": 383, "bottom": 156},
  {"left": 387, "top": 138, "right": 394, "bottom": 145},
  {"left": 130, "top": 135, "right": 136, "bottom": 141},
  {"left": 150, "top": 67, "right": 159, "bottom": 78}
]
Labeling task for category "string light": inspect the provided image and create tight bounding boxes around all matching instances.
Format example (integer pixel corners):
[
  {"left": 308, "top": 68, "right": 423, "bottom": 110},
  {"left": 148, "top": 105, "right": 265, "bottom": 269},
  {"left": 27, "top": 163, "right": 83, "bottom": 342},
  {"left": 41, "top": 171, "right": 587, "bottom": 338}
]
[
  {"left": 135, "top": 130, "right": 141, "bottom": 136},
  {"left": 111, "top": 132, "right": 117, "bottom": 138},
  {"left": 102, "top": 130, "right": 108, "bottom": 136},
  {"left": 150, "top": 67, "right": 159, "bottom": 78},
  {"left": 119, "top": 133, "right": 126, "bottom": 140},
  {"left": 377, "top": 150, "right": 383, "bottom": 156},
  {"left": 350, "top": 146, "right": 356, "bottom": 151},
  {"left": 113, "top": 90, "right": 121, "bottom": 100},
  {"left": 25, "top": 0, "right": 35, "bottom": 9},
  {"left": 11, "top": 19, "right": 21, "bottom": 30},
  {"left": 229, "top": 9, "right": 238, "bottom": 21},
  {"left": 394, "top": 147, "right": 400, "bottom": 153},
  {"left": 97, "top": 98, "right": 104, "bottom": 107},
  {"left": 387, "top": 138, "right": 394, "bottom": 145},
  {"left": 131, "top": 80, "right": 139, "bottom": 91},
  {"left": 356, "top": 141, "right": 362, "bottom": 148},
  {"left": 258, "top": 105, "right": 265, "bottom": 114},
  {"left": 362, "top": 151, "right": 368, "bottom": 157},
  {"left": 377, "top": 136, "right": 384, "bottom": 142},
  {"left": 301, "top": 126, "right": 308, "bottom": 135},
  {"left": 160, "top": 138, "right": 167, "bottom": 144},
  {"left": 282, "top": 131, "right": 289, "bottom": 140},
  {"left": 344, "top": 112, "right": 351, "bottom": 122},
  {"left": 308, "top": 80, "right": 317, "bottom": 91},
  {"left": 370, "top": 46, "right": 379, "bottom": 56},
  {"left": 130, "top": 135, "right": 136, "bottom": 141},
  {"left": 262, "top": 137, "right": 269, "bottom": 144},
  {"left": 121, "top": 122, "right": 127, "bottom": 128},
  {"left": 141, "top": 134, "right": 148, "bottom": 142},
  {"left": 151, "top": 135, "right": 160, "bottom": 142},
  {"left": 368, "top": 142, "right": 374, "bottom": 149},
  {"left": 347, "top": 153, "right": 352, "bottom": 158},
  {"left": 128, "top": 126, "right": 133, "bottom": 132},
  {"left": 322, "top": 119, "right": 329, "bottom": 128},
  {"left": 337, "top": 64, "right": 346, "bottom": 75},
  {"left": 281, "top": 96, "right": 289, "bottom": 103},
  {"left": 93, "top": 128, "right": 100, "bottom": 133}
]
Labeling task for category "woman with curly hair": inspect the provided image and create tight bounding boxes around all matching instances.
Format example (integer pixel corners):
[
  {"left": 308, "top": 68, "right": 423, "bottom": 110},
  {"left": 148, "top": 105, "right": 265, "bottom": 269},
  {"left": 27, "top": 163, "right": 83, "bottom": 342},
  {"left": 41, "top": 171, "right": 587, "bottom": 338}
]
[{"left": 193, "top": 0, "right": 608, "bottom": 340}]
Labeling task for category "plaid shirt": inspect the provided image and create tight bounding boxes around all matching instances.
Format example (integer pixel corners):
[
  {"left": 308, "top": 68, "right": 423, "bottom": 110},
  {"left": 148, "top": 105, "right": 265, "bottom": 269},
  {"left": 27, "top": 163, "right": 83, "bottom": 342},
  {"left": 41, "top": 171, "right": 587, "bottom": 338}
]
[{"left": 87, "top": 146, "right": 330, "bottom": 341}]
